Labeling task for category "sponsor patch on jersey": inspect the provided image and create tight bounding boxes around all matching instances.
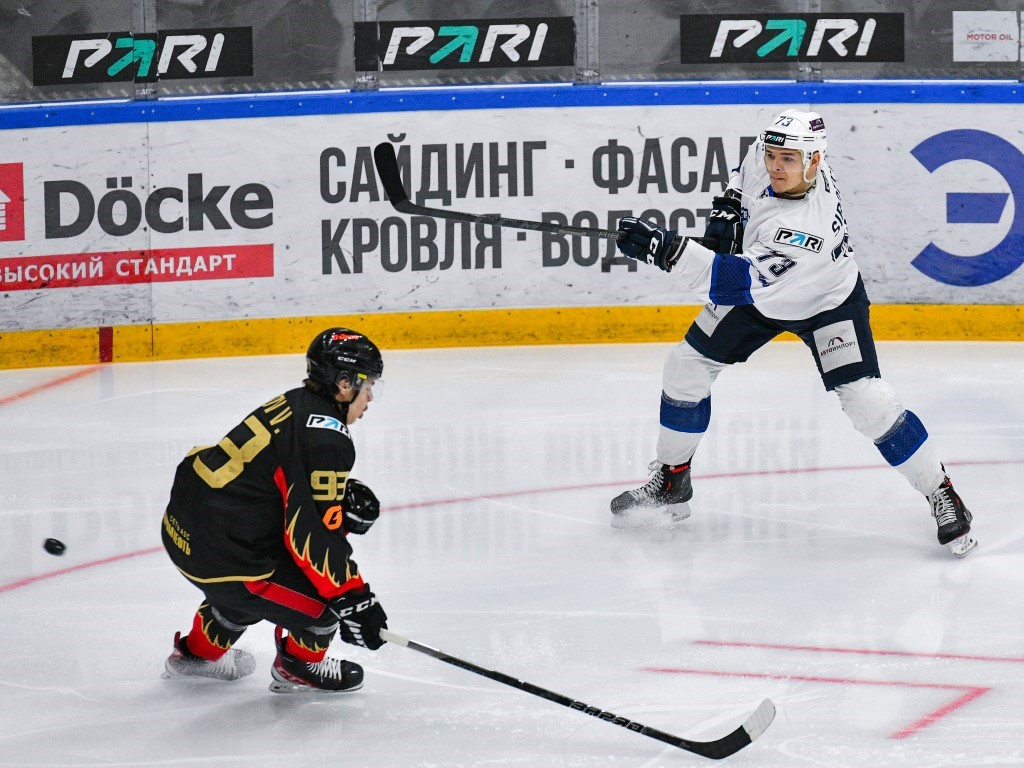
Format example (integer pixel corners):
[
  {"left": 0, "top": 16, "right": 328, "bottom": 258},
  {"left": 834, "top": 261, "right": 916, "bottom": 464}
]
[
  {"left": 306, "top": 414, "right": 349, "bottom": 435},
  {"left": 694, "top": 303, "right": 733, "bottom": 336},
  {"left": 813, "top": 320, "right": 862, "bottom": 373},
  {"left": 773, "top": 227, "right": 823, "bottom": 252}
]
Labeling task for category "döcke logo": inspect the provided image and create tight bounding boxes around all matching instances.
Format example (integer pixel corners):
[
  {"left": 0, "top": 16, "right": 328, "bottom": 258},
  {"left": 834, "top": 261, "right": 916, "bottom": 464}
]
[
  {"left": 911, "top": 130, "right": 1024, "bottom": 286},
  {"left": 43, "top": 173, "right": 273, "bottom": 238}
]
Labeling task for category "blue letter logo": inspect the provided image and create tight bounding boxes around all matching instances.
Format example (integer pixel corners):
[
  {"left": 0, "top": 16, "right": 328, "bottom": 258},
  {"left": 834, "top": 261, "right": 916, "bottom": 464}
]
[{"left": 910, "top": 129, "right": 1024, "bottom": 287}]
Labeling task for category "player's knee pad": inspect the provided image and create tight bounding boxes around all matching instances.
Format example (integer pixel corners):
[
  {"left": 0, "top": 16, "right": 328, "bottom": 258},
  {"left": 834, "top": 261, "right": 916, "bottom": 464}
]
[
  {"left": 662, "top": 341, "right": 725, "bottom": 402},
  {"left": 660, "top": 341, "right": 723, "bottom": 435},
  {"left": 834, "top": 376, "right": 903, "bottom": 441}
]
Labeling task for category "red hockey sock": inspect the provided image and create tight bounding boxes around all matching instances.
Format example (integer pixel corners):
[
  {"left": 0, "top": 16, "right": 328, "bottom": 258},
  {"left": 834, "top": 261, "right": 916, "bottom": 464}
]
[
  {"left": 182, "top": 603, "right": 244, "bottom": 661},
  {"left": 284, "top": 632, "right": 328, "bottom": 663}
]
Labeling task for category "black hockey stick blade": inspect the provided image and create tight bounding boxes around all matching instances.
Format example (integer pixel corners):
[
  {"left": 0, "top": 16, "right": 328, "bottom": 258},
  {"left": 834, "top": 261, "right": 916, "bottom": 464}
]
[
  {"left": 380, "top": 629, "right": 775, "bottom": 760},
  {"left": 374, "top": 141, "right": 414, "bottom": 209},
  {"left": 373, "top": 142, "right": 715, "bottom": 247},
  {"left": 373, "top": 142, "right": 619, "bottom": 239}
]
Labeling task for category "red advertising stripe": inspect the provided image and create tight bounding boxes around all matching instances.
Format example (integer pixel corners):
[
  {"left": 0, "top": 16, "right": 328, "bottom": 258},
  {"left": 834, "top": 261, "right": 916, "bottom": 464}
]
[{"left": 0, "top": 244, "right": 274, "bottom": 291}]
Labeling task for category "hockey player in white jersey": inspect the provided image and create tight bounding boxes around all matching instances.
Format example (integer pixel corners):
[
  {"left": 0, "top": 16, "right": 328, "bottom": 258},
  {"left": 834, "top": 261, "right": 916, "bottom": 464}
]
[{"left": 611, "top": 109, "right": 976, "bottom": 558}]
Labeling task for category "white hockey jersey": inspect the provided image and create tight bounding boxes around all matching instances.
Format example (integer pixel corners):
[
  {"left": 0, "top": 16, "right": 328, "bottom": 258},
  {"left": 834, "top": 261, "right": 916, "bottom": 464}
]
[{"left": 673, "top": 137, "right": 861, "bottom": 321}]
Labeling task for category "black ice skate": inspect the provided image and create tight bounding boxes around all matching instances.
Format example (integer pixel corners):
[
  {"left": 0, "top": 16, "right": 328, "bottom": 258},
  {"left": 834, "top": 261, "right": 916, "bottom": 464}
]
[
  {"left": 610, "top": 460, "right": 693, "bottom": 529},
  {"left": 269, "top": 627, "right": 364, "bottom": 694},
  {"left": 162, "top": 632, "right": 256, "bottom": 682},
  {"left": 927, "top": 470, "right": 976, "bottom": 558}
]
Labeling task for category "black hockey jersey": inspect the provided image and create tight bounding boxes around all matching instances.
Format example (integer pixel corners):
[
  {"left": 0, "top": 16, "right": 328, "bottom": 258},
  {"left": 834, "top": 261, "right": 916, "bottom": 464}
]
[{"left": 162, "top": 386, "right": 366, "bottom": 600}]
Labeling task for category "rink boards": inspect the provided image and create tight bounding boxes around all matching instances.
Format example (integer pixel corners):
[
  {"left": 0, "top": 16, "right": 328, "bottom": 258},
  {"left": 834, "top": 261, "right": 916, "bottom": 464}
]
[{"left": 1, "top": 82, "right": 1023, "bottom": 366}]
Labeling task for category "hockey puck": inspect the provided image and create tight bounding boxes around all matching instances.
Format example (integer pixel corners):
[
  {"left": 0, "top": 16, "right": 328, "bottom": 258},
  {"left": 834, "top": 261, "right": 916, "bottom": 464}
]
[{"left": 43, "top": 538, "right": 66, "bottom": 556}]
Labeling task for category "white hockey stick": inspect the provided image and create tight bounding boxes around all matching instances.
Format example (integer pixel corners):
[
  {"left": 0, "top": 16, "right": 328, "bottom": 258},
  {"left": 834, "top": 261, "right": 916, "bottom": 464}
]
[{"left": 380, "top": 629, "right": 775, "bottom": 760}]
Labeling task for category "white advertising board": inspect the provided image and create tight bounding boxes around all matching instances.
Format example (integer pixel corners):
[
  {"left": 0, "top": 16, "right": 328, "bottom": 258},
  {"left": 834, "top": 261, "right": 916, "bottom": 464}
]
[{"left": 1, "top": 101, "right": 1022, "bottom": 331}]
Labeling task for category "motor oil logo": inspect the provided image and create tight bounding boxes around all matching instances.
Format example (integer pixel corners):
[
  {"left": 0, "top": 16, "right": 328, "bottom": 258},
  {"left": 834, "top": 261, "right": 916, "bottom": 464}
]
[{"left": 0, "top": 163, "right": 26, "bottom": 242}]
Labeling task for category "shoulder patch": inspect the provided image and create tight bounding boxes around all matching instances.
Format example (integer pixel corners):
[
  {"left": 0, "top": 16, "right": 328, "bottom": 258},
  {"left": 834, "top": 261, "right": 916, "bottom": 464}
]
[{"left": 306, "top": 414, "right": 349, "bottom": 436}]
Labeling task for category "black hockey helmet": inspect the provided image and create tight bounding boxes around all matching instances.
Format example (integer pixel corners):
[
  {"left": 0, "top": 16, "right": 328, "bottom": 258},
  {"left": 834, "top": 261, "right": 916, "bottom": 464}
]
[{"left": 305, "top": 328, "right": 383, "bottom": 396}]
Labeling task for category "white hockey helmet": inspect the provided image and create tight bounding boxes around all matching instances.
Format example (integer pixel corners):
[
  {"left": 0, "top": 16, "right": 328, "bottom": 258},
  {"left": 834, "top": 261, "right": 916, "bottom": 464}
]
[{"left": 760, "top": 109, "right": 827, "bottom": 167}]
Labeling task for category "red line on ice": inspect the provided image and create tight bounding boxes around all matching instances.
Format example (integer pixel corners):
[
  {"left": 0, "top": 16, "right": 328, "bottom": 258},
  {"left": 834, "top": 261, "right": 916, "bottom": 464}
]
[
  {"left": 0, "top": 547, "right": 163, "bottom": 594},
  {"left": 0, "top": 365, "right": 102, "bottom": 407},
  {"left": 697, "top": 639, "right": 1024, "bottom": 664},
  {"left": 385, "top": 458, "right": 1023, "bottom": 511},
  {"left": 1, "top": 455, "right": 1018, "bottom": 739},
  {"left": 643, "top": 666, "right": 990, "bottom": 739},
  {"left": 2, "top": 458, "right": 1021, "bottom": 594}
]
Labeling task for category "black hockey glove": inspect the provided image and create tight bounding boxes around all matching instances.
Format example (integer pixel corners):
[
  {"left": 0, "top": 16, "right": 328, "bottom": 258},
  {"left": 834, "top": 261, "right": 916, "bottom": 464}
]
[
  {"left": 330, "top": 587, "right": 388, "bottom": 650},
  {"left": 616, "top": 217, "right": 685, "bottom": 272},
  {"left": 702, "top": 194, "right": 744, "bottom": 254},
  {"left": 341, "top": 479, "right": 379, "bottom": 535}
]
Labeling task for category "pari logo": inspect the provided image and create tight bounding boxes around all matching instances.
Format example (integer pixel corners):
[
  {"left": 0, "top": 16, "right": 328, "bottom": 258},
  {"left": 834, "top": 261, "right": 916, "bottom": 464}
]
[
  {"left": 773, "top": 227, "right": 822, "bottom": 252},
  {"left": 355, "top": 17, "right": 574, "bottom": 71},
  {"left": 31, "top": 28, "right": 253, "bottom": 85},
  {"left": 307, "top": 414, "right": 348, "bottom": 435},
  {"left": 681, "top": 14, "right": 904, "bottom": 63},
  {"left": 911, "top": 129, "right": 1024, "bottom": 287}
]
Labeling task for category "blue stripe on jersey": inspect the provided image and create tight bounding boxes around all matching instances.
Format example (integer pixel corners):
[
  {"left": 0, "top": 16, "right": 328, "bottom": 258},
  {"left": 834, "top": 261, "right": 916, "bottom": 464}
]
[
  {"left": 660, "top": 393, "right": 711, "bottom": 433},
  {"left": 875, "top": 410, "right": 929, "bottom": 466},
  {"left": 709, "top": 253, "right": 754, "bottom": 305}
]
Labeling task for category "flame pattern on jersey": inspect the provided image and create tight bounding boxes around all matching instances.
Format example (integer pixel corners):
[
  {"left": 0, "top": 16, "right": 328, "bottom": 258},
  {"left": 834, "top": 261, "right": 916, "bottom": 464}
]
[
  {"left": 284, "top": 505, "right": 365, "bottom": 598},
  {"left": 162, "top": 386, "right": 369, "bottom": 602}
]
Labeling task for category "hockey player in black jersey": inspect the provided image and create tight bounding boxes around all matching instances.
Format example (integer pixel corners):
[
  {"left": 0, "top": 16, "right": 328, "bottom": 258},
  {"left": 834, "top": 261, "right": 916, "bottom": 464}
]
[
  {"left": 611, "top": 109, "right": 976, "bottom": 558},
  {"left": 161, "top": 328, "right": 389, "bottom": 691}
]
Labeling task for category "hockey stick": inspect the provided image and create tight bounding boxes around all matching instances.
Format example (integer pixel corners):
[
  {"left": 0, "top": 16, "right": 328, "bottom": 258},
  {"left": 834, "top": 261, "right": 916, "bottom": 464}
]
[
  {"left": 373, "top": 142, "right": 714, "bottom": 247},
  {"left": 380, "top": 629, "right": 775, "bottom": 760}
]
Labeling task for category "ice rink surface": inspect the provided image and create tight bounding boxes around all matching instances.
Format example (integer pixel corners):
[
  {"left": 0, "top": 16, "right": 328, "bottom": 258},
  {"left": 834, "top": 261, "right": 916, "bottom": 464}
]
[{"left": 1, "top": 340, "right": 1022, "bottom": 767}]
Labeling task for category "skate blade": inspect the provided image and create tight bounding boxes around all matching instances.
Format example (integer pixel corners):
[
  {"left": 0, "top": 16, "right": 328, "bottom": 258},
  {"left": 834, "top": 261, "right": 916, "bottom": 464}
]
[
  {"left": 611, "top": 502, "right": 691, "bottom": 530},
  {"left": 948, "top": 532, "right": 978, "bottom": 558},
  {"left": 162, "top": 653, "right": 256, "bottom": 682},
  {"left": 162, "top": 665, "right": 252, "bottom": 682},
  {"left": 268, "top": 680, "right": 364, "bottom": 694},
  {"left": 162, "top": 669, "right": 245, "bottom": 682}
]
